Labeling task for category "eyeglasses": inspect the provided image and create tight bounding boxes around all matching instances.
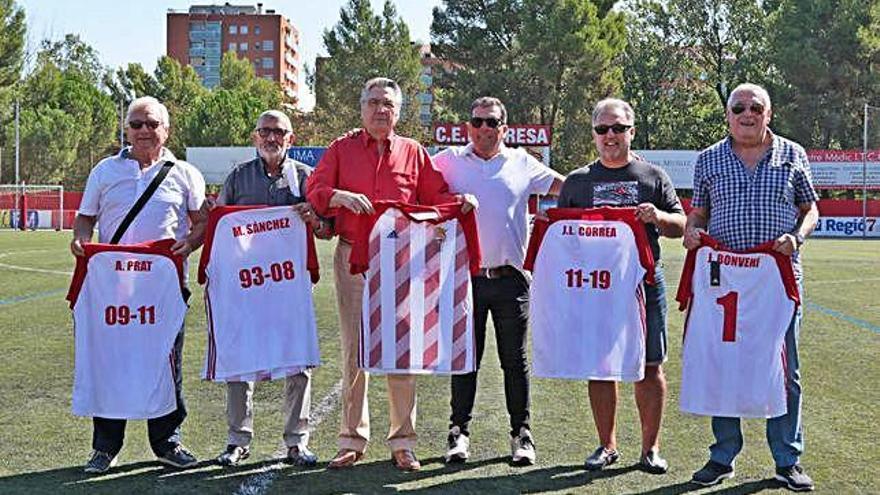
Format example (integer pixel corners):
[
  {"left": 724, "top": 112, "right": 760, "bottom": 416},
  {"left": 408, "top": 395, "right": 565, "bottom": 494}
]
[
  {"left": 256, "top": 127, "right": 290, "bottom": 138},
  {"left": 593, "top": 124, "right": 632, "bottom": 135},
  {"left": 365, "top": 98, "right": 396, "bottom": 110},
  {"left": 129, "top": 120, "right": 162, "bottom": 130},
  {"left": 730, "top": 103, "right": 765, "bottom": 115},
  {"left": 469, "top": 117, "right": 504, "bottom": 129}
]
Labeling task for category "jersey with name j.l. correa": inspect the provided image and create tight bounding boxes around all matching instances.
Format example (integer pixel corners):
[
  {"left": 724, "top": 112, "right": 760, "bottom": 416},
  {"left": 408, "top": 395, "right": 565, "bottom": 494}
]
[
  {"left": 349, "top": 201, "right": 481, "bottom": 375},
  {"left": 524, "top": 207, "right": 655, "bottom": 382},
  {"left": 198, "top": 205, "right": 320, "bottom": 382},
  {"left": 66, "top": 239, "right": 186, "bottom": 419},
  {"left": 676, "top": 233, "right": 800, "bottom": 418}
]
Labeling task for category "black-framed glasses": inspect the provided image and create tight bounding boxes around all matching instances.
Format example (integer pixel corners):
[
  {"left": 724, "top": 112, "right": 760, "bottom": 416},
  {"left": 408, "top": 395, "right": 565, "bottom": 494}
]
[
  {"left": 129, "top": 120, "right": 161, "bottom": 130},
  {"left": 730, "top": 103, "right": 765, "bottom": 115},
  {"left": 593, "top": 124, "right": 632, "bottom": 135},
  {"left": 469, "top": 117, "right": 504, "bottom": 129},
  {"left": 256, "top": 127, "right": 290, "bottom": 138}
]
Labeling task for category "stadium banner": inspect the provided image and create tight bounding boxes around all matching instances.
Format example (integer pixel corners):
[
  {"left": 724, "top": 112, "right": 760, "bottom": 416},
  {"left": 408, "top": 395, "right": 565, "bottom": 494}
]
[
  {"left": 637, "top": 149, "right": 880, "bottom": 190},
  {"left": 812, "top": 216, "right": 880, "bottom": 238},
  {"left": 433, "top": 123, "right": 552, "bottom": 146},
  {"left": 3, "top": 209, "right": 47, "bottom": 230}
]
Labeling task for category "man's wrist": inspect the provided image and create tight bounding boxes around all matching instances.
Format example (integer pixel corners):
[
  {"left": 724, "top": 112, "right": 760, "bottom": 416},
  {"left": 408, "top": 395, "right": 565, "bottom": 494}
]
[{"left": 792, "top": 232, "right": 805, "bottom": 248}]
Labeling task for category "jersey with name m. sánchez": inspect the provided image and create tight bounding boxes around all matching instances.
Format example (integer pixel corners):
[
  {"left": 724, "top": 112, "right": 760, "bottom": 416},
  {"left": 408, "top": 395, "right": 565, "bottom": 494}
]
[
  {"left": 198, "top": 205, "right": 320, "bottom": 382},
  {"left": 66, "top": 239, "right": 186, "bottom": 419},
  {"left": 676, "top": 234, "right": 799, "bottom": 418},
  {"left": 524, "top": 207, "right": 655, "bottom": 382},
  {"left": 349, "top": 201, "right": 481, "bottom": 375}
]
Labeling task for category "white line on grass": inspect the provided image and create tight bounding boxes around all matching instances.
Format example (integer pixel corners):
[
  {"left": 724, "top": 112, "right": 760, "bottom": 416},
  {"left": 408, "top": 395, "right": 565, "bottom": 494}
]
[
  {"left": 0, "top": 251, "right": 72, "bottom": 275},
  {"left": 233, "top": 379, "right": 343, "bottom": 495}
]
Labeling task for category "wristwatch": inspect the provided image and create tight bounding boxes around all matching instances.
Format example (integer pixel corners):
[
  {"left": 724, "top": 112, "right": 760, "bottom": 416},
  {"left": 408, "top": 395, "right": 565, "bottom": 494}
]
[{"left": 792, "top": 232, "right": 805, "bottom": 249}]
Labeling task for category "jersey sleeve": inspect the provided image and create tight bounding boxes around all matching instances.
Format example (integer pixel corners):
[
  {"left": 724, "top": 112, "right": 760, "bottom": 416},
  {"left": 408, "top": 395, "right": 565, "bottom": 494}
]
[
  {"left": 523, "top": 216, "right": 551, "bottom": 272},
  {"left": 348, "top": 210, "right": 380, "bottom": 275}
]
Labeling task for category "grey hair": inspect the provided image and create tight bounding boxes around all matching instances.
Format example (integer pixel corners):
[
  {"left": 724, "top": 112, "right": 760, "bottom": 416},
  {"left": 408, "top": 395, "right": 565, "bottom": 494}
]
[
  {"left": 592, "top": 98, "right": 635, "bottom": 125},
  {"left": 360, "top": 77, "right": 403, "bottom": 106},
  {"left": 727, "top": 83, "right": 772, "bottom": 110},
  {"left": 470, "top": 96, "right": 507, "bottom": 123},
  {"left": 126, "top": 96, "right": 170, "bottom": 128},
  {"left": 255, "top": 110, "right": 292, "bottom": 131}
]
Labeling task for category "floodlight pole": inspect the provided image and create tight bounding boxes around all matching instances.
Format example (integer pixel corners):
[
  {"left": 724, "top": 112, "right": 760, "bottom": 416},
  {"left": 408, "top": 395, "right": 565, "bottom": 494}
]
[
  {"left": 863, "top": 103, "right": 869, "bottom": 239},
  {"left": 14, "top": 99, "right": 20, "bottom": 186}
]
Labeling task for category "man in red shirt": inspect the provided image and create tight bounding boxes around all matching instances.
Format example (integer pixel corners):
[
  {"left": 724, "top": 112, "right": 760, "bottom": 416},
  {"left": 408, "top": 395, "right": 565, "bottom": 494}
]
[{"left": 307, "top": 77, "right": 475, "bottom": 471}]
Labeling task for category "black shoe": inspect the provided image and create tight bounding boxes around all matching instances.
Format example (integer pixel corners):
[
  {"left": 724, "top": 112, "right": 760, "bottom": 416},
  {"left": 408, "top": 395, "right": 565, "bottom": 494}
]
[
  {"left": 158, "top": 444, "right": 198, "bottom": 469},
  {"left": 286, "top": 445, "right": 318, "bottom": 467},
  {"left": 775, "top": 464, "right": 815, "bottom": 492},
  {"left": 691, "top": 460, "right": 734, "bottom": 486},
  {"left": 444, "top": 426, "right": 470, "bottom": 463},
  {"left": 216, "top": 444, "right": 250, "bottom": 466},
  {"left": 84, "top": 450, "right": 118, "bottom": 474},
  {"left": 638, "top": 449, "right": 669, "bottom": 474},
  {"left": 584, "top": 446, "right": 619, "bottom": 471}
]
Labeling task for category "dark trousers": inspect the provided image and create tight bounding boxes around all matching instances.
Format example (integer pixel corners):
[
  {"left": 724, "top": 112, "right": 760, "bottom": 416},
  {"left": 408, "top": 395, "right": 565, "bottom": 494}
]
[
  {"left": 450, "top": 271, "right": 531, "bottom": 437},
  {"left": 92, "top": 330, "right": 187, "bottom": 457}
]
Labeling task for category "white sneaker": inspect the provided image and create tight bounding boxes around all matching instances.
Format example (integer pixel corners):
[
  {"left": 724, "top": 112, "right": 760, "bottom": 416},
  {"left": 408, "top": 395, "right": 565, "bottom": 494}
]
[
  {"left": 510, "top": 426, "right": 536, "bottom": 466},
  {"left": 444, "top": 426, "right": 470, "bottom": 463}
]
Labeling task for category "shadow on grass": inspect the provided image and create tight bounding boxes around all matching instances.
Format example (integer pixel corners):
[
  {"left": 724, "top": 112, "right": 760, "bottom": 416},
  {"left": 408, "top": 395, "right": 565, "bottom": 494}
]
[{"left": 633, "top": 478, "right": 782, "bottom": 495}]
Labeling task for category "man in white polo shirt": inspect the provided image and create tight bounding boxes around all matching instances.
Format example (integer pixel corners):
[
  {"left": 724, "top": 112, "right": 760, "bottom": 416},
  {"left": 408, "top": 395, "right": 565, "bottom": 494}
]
[
  {"left": 70, "top": 96, "right": 206, "bottom": 474},
  {"left": 433, "top": 96, "right": 563, "bottom": 465}
]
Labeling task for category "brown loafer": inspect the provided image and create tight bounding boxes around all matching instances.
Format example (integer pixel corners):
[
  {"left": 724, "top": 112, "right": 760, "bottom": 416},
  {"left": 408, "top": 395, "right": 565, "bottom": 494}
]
[
  {"left": 391, "top": 449, "right": 421, "bottom": 471},
  {"left": 328, "top": 449, "right": 363, "bottom": 469}
]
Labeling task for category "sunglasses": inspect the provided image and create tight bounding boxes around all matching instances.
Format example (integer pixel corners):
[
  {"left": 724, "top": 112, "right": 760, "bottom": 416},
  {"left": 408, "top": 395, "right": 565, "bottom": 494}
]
[
  {"left": 469, "top": 117, "right": 505, "bottom": 129},
  {"left": 593, "top": 124, "right": 632, "bottom": 135},
  {"left": 129, "top": 120, "right": 162, "bottom": 130},
  {"left": 256, "top": 127, "right": 290, "bottom": 138},
  {"left": 730, "top": 103, "right": 765, "bottom": 115}
]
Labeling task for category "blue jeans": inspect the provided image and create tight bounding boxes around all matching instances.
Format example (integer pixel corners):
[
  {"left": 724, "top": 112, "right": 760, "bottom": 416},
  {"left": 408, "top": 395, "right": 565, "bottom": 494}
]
[
  {"left": 709, "top": 300, "right": 804, "bottom": 468},
  {"left": 92, "top": 329, "right": 187, "bottom": 457},
  {"left": 644, "top": 265, "right": 668, "bottom": 365}
]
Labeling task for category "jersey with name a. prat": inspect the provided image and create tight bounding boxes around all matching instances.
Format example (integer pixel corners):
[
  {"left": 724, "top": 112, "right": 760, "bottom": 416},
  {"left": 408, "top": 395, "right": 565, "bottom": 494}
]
[
  {"left": 198, "top": 205, "right": 320, "bottom": 382},
  {"left": 349, "top": 201, "right": 481, "bottom": 375},
  {"left": 524, "top": 207, "right": 656, "bottom": 382},
  {"left": 66, "top": 239, "right": 186, "bottom": 419},
  {"left": 676, "top": 234, "right": 800, "bottom": 418}
]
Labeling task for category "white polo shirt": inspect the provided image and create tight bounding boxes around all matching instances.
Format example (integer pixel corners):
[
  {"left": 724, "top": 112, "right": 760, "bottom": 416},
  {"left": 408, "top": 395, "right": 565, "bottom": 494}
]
[
  {"left": 433, "top": 143, "right": 556, "bottom": 268},
  {"left": 79, "top": 147, "right": 206, "bottom": 244}
]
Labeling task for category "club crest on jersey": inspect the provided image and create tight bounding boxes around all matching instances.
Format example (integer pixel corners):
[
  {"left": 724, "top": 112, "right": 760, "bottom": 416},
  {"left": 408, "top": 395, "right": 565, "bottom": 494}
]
[
  {"left": 386, "top": 230, "right": 399, "bottom": 239},
  {"left": 434, "top": 226, "right": 447, "bottom": 243}
]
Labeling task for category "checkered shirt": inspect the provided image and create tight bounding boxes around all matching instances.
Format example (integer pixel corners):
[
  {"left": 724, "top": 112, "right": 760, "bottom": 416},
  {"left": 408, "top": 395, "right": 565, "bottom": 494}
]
[{"left": 692, "top": 133, "right": 818, "bottom": 266}]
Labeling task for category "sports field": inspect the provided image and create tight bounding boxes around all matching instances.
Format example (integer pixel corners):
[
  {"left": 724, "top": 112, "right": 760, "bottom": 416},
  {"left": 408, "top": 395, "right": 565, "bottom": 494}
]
[{"left": 0, "top": 231, "right": 877, "bottom": 494}]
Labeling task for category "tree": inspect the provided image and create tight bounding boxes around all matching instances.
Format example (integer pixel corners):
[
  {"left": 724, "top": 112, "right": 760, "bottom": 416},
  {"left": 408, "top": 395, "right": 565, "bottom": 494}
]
[
  {"left": 38, "top": 34, "right": 106, "bottom": 86},
  {"left": 767, "top": 0, "right": 880, "bottom": 149},
  {"left": 0, "top": 0, "right": 25, "bottom": 88},
  {"left": 432, "top": 0, "right": 627, "bottom": 171},
  {"left": 314, "top": 0, "right": 424, "bottom": 141}
]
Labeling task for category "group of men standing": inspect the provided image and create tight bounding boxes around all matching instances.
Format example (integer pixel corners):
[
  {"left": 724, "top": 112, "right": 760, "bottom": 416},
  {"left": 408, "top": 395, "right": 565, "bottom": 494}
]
[{"left": 69, "top": 78, "right": 817, "bottom": 492}]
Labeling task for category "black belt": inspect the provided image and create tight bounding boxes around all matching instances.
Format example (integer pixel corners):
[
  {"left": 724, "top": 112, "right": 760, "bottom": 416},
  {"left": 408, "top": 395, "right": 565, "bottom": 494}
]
[{"left": 475, "top": 265, "right": 519, "bottom": 279}]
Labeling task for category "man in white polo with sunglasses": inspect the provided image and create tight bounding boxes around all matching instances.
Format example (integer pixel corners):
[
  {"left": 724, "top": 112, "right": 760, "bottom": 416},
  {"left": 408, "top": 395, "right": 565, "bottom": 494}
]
[
  {"left": 433, "top": 96, "right": 563, "bottom": 466},
  {"left": 556, "top": 98, "right": 685, "bottom": 475},
  {"left": 684, "top": 83, "right": 818, "bottom": 491}
]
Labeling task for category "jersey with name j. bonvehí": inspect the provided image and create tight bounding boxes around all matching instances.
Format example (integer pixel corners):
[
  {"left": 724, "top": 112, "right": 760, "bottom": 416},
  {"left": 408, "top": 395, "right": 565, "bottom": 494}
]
[
  {"left": 66, "top": 239, "right": 186, "bottom": 419},
  {"left": 349, "top": 201, "right": 481, "bottom": 375},
  {"left": 198, "top": 205, "right": 320, "bottom": 382},
  {"left": 676, "top": 233, "right": 800, "bottom": 418},
  {"left": 524, "top": 207, "right": 655, "bottom": 382}
]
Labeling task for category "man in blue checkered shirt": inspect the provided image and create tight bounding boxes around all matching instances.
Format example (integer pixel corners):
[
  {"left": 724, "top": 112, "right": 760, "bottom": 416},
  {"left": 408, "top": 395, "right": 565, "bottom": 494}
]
[{"left": 683, "top": 83, "right": 819, "bottom": 492}]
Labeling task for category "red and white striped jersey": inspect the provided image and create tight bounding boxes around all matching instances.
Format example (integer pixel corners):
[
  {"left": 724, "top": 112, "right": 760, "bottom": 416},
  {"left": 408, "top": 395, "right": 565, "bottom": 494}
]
[
  {"left": 66, "top": 239, "right": 186, "bottom": 419},
  {"left": 676, "top": 234, "right": 800, "bottom": 418},
  {"left": 198, "top": 205, "right": 320, "bottom": 382},
  {"left": 350, "top": 201, "right": 481, "bottom": 374},
  {"left": 524, "top": 208, "right": 655, "bottom": 382}
]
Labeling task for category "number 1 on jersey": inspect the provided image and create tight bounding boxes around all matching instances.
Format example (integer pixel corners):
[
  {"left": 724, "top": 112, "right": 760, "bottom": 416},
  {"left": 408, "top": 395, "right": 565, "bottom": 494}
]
[{"left": 715, "top": 291, "right": 738, "bottom": 342}]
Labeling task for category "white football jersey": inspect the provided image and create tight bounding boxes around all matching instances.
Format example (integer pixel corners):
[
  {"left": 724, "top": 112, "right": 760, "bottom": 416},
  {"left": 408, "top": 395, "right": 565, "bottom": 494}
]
[
  {"left": 349, "top": 201, "right": 481, "bottom": 375},
  {"left": 198, "top": 205, "right": 320, "bottom": 382},
  {"left": 525, "top": 207, "right": 656, "bottom": 382},
  {"left": 67, "top": 239, "right": 186, "bottom": 419},
  {"left": 676, "top": 235, "right": 800, "bottom": 418}
]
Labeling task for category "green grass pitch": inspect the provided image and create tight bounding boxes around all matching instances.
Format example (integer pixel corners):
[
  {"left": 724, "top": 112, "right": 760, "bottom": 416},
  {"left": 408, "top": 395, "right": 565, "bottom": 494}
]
[{"left": 0, "top": 232, "right": 877, "bottom": 494}]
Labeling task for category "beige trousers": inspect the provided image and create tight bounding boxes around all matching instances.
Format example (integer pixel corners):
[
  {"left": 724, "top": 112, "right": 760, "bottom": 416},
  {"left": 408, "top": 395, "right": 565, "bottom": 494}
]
[
  {"left": 226, "top": 370, "right": 311, "bottom": 448},
  {"left": 334, "top": 241, "right": 417, "bottom": 452}
]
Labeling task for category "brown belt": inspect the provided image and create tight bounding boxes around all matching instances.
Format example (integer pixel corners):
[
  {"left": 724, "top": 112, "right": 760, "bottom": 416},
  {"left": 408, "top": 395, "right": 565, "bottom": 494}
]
[{"left": 475, "top": 265, "right": 519, "bottom": 279}]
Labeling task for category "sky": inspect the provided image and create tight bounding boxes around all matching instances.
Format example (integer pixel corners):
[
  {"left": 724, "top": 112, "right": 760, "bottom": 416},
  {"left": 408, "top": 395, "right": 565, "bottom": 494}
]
[{"left": 16, "top": 0, "right": 442, "bottom": 109}]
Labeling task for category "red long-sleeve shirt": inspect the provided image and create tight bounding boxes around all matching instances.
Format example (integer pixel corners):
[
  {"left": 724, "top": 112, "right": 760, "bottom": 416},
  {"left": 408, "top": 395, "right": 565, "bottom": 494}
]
[{"left": 306, "top": 130, "right": 459, "bottom": 243}]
